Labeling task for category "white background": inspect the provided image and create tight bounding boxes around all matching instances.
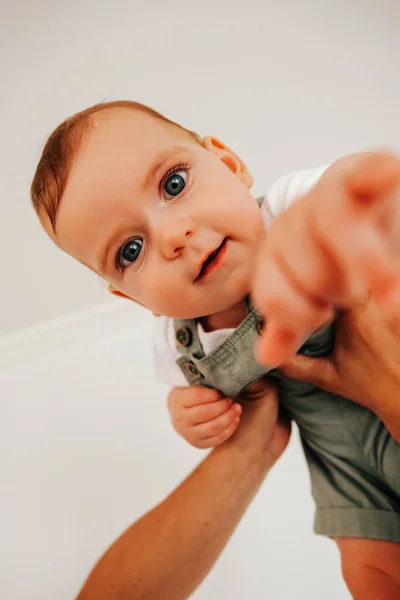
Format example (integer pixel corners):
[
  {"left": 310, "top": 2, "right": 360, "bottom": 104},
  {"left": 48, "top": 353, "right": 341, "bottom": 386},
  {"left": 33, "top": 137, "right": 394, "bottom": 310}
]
[
  {"left": 1, "top": 0, "right": 400, "bottom": 336},
  {"left": 1, "top": 0, "right": 399, "bottom": 598},
  {"left": 1, "top": 306, "right": 350, "bottom": 600}
]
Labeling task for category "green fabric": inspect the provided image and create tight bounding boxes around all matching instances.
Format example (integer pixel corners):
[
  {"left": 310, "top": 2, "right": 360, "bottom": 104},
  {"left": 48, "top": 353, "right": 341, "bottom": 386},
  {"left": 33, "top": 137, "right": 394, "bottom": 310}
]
[
  {"left": 174, "top": 312, "right": 400, "bottom": 542},
  {"left": 273, "top": 372, "right": 400, "bottom": 541}
]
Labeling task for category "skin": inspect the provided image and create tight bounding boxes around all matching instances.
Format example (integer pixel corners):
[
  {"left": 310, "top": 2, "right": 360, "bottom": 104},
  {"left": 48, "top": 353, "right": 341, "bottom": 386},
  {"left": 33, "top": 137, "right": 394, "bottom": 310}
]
[
  {"left": 43, "top": 107, "right": 400, "bottom": 450},
  {"left": 43, "top": 108, "right": 400, "bottom": 351},
  {"left": 167, "top": 386, "right": 243, "bottom": 449},
  {"left": 40, "top": 107, "right": 400, "bottom": 597},
  {"left": 167, "top": 153, "right": 400, "bottom": 450},
  {"left": 75, "top": 307, "right": 400, "bottom": 600},
  {"left": 76, "top": 383, "right": 291, "bottom": 600},
  {"left": 281, "top": 295, "right": 400, "bottom": 443},
  {"left": 254, "top": 153, "right": 400, "bottom": 366},
  {"left": 45, "top": 108, "right": 264, "bottom": 326},
  {"left": 280, "top": 297, "right": 400, "bottom": 598}
]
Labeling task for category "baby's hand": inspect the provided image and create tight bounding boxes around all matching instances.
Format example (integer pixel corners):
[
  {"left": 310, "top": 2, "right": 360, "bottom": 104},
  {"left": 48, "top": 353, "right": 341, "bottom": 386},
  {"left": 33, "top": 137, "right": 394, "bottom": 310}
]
[
  {"left": 254, "top": 152, "right": 400, "bottom": 367},
  {"left": 167, "top": 386, "right": 242, "bottom": 449}
]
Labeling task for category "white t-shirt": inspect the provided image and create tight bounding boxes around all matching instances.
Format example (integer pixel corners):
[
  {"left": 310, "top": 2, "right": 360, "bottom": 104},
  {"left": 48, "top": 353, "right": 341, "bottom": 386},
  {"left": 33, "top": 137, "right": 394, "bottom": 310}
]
[{"left": 153, "top": 165, "right": 329, "bottom": 388}]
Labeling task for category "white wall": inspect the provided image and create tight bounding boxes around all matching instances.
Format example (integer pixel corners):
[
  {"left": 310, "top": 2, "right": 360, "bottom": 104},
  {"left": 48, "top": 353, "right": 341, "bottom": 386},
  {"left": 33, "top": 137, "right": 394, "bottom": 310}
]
[
  {"left": 1, "top": 2, "right": 398, "bottom": 598},
  {"left": 1, "top": 0, "right": 400, "bottom": 335},
  {"left": 0, "top": 305, "right": 350, "bottom": 600}
]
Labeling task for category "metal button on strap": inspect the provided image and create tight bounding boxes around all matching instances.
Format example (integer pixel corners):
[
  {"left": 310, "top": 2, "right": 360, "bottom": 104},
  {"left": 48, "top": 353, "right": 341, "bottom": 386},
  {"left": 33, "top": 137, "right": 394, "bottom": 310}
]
[
  {"left": 256, "top": 317, "right": 265, "bottom": 335},
  {"left": 183, "top": 360, "right": 203, "bottom": 381},
  {"left": 176, "top": 326, "right": 193, "bottom": 347}
]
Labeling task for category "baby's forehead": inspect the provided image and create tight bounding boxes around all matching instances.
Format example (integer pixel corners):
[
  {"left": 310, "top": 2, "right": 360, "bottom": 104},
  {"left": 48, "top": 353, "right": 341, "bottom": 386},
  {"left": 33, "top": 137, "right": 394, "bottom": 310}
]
[
  {"left": 59, "top": 109, "right": 196, "bottom": 228},
  {"left": 89, "top": 107, "right": 194, "bottom": 149},
  {"left": 66, "top": 110, "right": 197, "bottom": 200},
  {"left": 71, "top": 110, "right": 195, "bottom": 188}
]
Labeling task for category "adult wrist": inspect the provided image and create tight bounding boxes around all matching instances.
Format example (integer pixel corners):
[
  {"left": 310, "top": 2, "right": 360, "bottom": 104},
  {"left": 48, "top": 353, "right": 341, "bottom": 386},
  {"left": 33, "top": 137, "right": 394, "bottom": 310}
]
[{"left": 218, "top": 430, "right": 277, "bottom": 476}]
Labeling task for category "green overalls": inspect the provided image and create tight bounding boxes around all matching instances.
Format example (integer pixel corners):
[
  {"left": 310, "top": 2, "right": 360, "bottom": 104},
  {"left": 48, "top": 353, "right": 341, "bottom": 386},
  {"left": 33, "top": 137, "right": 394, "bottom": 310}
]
[{"left": 173, "top": 283, "right": 400, "bottom": 542}]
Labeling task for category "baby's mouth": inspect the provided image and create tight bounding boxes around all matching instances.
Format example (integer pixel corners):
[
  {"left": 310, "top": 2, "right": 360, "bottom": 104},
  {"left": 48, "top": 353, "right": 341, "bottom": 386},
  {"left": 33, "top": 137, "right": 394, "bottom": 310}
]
[{"left": 195, "top": 238, "right": 227, "bottom": 282}]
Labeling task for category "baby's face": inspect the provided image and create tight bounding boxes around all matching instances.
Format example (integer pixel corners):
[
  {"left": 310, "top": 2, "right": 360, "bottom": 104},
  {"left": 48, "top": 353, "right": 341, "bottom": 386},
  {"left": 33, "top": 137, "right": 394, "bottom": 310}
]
[{"left": 53, "top": 108, "right": 265, "bottom": 319}]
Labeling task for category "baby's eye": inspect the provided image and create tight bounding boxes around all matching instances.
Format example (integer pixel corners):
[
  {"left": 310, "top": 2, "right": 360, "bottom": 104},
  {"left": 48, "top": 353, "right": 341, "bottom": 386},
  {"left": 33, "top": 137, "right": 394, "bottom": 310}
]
[
  {"left": 117, "top": 238, "right": 143, "bottom": 269},
  {"left": 163, "top": 169, "right": 187, "bottom": 200}
]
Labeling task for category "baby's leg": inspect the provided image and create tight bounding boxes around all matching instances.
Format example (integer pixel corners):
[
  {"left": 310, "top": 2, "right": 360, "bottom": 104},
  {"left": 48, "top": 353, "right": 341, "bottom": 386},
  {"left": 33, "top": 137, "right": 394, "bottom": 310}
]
[{"left": 336, "top": 538, "right": 400, "bottom": 599}]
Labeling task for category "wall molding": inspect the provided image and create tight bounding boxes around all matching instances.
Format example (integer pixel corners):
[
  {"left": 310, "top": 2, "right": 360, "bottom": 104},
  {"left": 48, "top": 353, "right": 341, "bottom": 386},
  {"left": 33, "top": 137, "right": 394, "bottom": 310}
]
[{"left": 0, "top": 301, "right": 152, "bottom": 372}]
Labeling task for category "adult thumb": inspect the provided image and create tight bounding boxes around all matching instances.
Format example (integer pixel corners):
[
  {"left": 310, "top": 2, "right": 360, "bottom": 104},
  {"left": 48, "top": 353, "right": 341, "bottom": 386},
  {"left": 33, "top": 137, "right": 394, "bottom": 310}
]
[{"left": 280, "top": 354, "right": 339, "bottom": 392}]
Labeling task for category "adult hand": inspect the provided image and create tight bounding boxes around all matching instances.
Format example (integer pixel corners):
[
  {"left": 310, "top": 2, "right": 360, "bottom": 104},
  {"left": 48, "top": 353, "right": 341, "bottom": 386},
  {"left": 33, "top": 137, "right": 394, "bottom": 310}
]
[
  {"left": 254, "top": 153, "right": 400, "bottom": 367},
  {"left": 76, "top": 381, "right": 290, "bottom": 600},
  {"left": 235, "top": 377, "right": 291, "bottom": 466},
  {"left": 280, "top": 297, "right": 400, "bottom": 442}
]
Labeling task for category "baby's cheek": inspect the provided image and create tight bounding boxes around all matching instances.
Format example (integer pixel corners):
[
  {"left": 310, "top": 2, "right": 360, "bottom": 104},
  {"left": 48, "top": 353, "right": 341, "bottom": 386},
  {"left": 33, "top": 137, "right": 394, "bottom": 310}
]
[{"left": 149, "top": 277, "right": 190, "bottom": 316}]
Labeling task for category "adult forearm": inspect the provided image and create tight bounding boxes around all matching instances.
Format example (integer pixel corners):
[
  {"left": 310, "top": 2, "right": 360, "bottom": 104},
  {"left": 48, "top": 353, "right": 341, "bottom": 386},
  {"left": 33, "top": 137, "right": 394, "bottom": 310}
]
[{"left": 76, "top": 442, "right": 271, "bottom": 600}]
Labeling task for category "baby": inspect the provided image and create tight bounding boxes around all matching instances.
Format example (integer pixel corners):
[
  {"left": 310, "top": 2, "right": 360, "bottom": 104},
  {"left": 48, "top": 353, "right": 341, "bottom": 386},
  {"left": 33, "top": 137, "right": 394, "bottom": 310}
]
[{"left": 31, "top": 100, "right": 400, "bottom": 598}]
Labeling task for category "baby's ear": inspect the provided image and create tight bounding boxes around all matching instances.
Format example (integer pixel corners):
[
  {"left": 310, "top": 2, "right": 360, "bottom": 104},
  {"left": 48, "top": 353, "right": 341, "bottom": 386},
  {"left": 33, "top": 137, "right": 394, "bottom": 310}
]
[{"left": 202, "top": 136, "right": 253, "bottom": 189}]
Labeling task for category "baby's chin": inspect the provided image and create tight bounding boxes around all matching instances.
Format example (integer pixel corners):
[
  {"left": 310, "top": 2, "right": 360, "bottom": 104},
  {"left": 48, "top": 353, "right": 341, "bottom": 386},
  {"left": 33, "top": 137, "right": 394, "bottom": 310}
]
[
  {"left": 161, "top": 291, "right": 249, "bottom": 323},
  {"left": 151, "top": 264, "right": 254, "bottom": 321}
]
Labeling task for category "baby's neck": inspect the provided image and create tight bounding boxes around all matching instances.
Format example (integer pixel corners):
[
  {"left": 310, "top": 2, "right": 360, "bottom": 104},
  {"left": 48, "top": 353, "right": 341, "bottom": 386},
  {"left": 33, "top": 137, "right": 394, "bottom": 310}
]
[{"left": 199, "top": 299, "right": 248, "bottom": 332}]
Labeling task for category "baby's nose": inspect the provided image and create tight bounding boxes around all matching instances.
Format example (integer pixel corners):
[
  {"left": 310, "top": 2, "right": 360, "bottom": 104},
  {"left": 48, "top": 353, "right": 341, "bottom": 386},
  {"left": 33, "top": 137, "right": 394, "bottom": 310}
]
[{"left": 159, "top": 215, "right": 195, "bottom": 259}]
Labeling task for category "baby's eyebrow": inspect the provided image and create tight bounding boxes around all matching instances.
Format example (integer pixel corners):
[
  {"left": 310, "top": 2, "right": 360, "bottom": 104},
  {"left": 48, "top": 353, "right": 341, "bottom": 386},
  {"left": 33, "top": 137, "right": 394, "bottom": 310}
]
[{"left": 140, "top": 144, "right": 188, "bottom": 191}]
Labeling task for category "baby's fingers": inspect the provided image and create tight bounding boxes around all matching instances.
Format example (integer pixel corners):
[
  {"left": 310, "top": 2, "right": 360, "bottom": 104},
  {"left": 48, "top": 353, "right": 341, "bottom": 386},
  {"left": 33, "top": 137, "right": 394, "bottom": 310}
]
[
  {"left": 188, "top": 397, "right": 235, "bottom": 425},
  {"left": 193, "top": 403, "right": 242, "bottom": 442},
  {"left": 194, "top": 413, "right": 242, "bottom": 449},
  {"left": 176, "top": 387, "right": 222, "bottom": 409}
]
